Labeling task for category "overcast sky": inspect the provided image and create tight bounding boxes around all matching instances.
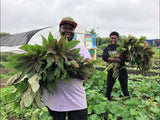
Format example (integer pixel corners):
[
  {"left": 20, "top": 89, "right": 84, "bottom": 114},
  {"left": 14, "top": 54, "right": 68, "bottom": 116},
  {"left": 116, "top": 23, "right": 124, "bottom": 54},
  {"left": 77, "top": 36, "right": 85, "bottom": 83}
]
[{"left": 1, "top": 0, "right": 159, "bottom": 39}]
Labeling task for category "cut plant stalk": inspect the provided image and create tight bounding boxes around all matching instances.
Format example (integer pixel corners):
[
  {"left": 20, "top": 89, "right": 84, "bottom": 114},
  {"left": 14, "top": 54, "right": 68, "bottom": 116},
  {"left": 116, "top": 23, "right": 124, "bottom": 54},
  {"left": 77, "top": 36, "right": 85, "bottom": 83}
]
[
  {"left": 106, "top": 35, "right": 155, "bottom": 78},
  {"left": 5, "top": 32, "right": 100, "bottom": 109}
]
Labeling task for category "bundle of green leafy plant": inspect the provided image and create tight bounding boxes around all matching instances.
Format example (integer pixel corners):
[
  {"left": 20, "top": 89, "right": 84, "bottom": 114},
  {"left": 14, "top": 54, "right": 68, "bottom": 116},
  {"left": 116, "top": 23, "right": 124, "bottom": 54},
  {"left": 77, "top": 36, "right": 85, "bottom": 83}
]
[
  {"left": 106, "top": 35, "right": 155, "bottom": 78},
  {"left": 5, "top": 32, "right": 99, "bottom": 109}
]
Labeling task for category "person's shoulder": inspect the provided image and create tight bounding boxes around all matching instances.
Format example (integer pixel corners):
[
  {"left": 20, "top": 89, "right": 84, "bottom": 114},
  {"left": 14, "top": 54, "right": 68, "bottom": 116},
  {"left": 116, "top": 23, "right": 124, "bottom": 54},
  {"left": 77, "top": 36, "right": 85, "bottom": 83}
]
[
  {"left": 108, "top": 44, "right": 113, "bottom": 47},
  {"left": 77, "top": 42, "right": 84, "bottom": 47},
  {"left": 103, "top": 44, "right": 111, "bottom": 50},
  {"left": 116, "top": 44, "right": 119, "bottom": 47},
  {"left": 115, "top": 44, "right": 120, "bottom": 48},
  {"left": 75, "top": 42, "right": 85, "bottom": 49}
]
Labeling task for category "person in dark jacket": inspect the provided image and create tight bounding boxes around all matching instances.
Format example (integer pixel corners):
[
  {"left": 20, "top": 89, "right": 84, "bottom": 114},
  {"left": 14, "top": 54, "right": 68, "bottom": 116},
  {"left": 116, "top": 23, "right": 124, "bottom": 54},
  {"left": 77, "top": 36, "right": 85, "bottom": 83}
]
[{"left": 102, "top": 31, "right": 130, "bottom": 100}]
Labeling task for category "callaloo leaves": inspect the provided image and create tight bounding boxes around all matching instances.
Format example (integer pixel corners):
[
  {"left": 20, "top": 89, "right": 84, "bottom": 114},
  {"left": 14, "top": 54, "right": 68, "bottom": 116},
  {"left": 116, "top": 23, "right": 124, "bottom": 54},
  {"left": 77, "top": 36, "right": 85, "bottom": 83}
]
[
  {"left": 5, "top": 32, "right": 98, "bottom": 109},
  {"left": 106, "top": 35, "right": 155, "bottom": 78},
  {"left": 117, "top": 35, "right": 154, "bottom": 72}
]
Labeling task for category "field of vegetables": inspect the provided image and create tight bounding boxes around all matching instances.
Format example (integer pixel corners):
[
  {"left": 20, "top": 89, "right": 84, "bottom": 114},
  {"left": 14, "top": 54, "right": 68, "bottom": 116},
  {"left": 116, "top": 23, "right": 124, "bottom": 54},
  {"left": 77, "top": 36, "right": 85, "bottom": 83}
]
[{"left": 0, "top": 47, "right": 160, "bottom": 120}]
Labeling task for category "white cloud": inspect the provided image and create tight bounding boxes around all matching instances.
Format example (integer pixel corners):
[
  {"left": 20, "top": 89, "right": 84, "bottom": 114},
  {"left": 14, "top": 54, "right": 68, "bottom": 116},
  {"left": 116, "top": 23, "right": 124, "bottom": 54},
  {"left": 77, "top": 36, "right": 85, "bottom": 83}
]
[{"left": 1, "top": 0, "right": 159, "bottom": 39}]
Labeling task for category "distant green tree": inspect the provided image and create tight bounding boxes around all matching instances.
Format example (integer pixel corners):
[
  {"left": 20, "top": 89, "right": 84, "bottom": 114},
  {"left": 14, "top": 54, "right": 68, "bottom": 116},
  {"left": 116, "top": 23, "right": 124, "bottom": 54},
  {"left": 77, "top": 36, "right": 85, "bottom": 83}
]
[
  {"left": 0, "top": 32, "right": 10, "bottom": 37},
  {"left": 98, "top": 35, "right": 127, "bottom": 53},
  {"left": 88, "top": 29, "right": 98, "bottom": 36},
  {"left": 99, "top": 37, "right": 110, "bottom": 46}
]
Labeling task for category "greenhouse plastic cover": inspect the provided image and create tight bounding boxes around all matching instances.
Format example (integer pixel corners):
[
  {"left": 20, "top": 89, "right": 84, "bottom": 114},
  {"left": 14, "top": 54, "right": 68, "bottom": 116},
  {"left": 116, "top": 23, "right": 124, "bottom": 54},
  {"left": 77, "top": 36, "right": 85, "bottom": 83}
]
[{"left": 0, "top": 25, "right": 88, "bottom": 53}]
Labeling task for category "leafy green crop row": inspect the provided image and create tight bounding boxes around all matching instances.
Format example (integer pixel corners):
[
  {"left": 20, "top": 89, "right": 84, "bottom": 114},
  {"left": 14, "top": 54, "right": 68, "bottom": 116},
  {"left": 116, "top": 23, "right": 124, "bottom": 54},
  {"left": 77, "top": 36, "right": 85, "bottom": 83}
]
[
  {"left": 0, "top": 47, "right": 159, "bottom": 120},
  {"left": 1, "top": 70, "right": 160, "bottom": 120},
  {"left": 85, "top": 71, "right": 160, "bottom": 120}
]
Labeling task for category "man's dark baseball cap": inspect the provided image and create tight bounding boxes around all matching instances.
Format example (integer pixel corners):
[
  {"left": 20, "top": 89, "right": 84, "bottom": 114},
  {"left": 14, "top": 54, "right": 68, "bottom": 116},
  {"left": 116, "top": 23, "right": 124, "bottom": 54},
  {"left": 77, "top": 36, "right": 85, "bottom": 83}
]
[{"left": 60, "top": 17, "right": 77, "bottom": 28}]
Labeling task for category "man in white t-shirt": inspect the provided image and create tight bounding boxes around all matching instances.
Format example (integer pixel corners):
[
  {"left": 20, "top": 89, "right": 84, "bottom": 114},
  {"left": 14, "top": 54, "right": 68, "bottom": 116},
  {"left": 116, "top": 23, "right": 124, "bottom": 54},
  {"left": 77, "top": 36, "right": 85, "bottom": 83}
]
[{"left": 43, "top": 17, "right": 91, "bottom": 120}]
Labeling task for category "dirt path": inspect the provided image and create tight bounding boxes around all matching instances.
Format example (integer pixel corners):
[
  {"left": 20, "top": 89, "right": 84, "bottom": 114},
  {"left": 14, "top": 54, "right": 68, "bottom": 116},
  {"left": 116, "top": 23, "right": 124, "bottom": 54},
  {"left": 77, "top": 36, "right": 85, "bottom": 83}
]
[
  {"left": 95, "top": 67, "right": 160, "bottom": 76},
  {"left": 0, "top": 80, "right": 7, "bottom": 88},
  {"left": 0, "top": 67, "right": 11, "bottom": 88}
]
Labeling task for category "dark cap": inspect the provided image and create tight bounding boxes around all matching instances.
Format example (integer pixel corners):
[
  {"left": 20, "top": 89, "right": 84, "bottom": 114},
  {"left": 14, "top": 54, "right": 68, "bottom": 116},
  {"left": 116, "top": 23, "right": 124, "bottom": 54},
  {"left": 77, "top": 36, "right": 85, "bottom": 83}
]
[{"left": 60, "top": 17, "right": 77, "bottom": 28}]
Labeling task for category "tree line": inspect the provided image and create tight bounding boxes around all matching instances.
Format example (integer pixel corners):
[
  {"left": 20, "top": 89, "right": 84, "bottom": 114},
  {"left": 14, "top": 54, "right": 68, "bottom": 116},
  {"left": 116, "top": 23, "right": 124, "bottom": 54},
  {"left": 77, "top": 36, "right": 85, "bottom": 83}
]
[{"left": 0, "top": 32, "right": 10, "bottom": 37}]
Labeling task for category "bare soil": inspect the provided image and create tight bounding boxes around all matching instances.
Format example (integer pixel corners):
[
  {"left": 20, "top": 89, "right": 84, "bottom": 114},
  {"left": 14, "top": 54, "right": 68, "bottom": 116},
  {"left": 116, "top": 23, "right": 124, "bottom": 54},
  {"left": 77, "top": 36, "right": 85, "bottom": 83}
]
[
  {"left": 95, "top": 67, "right": 160, "bottom": 76},
  {"left": 0, "top": 67, "right": 11, "bottom": 88}
]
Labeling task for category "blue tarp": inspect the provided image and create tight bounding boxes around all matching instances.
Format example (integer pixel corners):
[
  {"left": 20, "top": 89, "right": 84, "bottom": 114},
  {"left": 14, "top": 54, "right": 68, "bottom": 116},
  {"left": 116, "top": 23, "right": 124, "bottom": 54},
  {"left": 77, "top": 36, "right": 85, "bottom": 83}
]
[
  {"left": 155, "top": 39, "right": 160, "bottom": 47},
  {"left": 145, "top": 39, "right": 160, "bottom": 47},
  {"left": 145, "top": 40, "right": 153, "bottom": 47}
]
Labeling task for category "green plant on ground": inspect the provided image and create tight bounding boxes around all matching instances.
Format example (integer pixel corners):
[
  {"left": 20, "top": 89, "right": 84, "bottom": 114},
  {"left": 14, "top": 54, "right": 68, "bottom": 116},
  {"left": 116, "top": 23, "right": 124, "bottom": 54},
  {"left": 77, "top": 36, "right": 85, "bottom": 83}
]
[{"left": 0, "top": 41, "right": 159, "bottom": 120}]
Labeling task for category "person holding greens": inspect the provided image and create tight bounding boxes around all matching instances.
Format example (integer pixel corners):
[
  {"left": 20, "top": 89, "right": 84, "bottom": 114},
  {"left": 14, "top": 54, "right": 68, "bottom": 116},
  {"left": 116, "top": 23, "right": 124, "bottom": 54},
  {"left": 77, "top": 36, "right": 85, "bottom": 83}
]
[
  {"left": 43, "top": 17, "right": 91, "bottom": 120},
  {"left": 102, "top": 31, "right": 130, "bottom": 100}
]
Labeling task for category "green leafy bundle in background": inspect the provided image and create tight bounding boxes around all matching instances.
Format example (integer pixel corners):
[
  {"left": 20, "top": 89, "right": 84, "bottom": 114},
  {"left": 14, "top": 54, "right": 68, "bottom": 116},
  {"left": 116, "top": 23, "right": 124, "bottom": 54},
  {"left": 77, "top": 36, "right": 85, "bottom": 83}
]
[
  {"left": 106, "top": 35, "right": 155, "bottom": 78},
  {"left": 5, "top": 32, "right": 99, "bottom": 109}
]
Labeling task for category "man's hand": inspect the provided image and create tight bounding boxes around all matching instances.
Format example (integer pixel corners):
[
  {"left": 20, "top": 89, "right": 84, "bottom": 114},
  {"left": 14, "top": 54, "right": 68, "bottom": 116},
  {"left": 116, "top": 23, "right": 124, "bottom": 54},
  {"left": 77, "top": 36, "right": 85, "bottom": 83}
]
[
  {"left": 125, "top": 55, "right": 131, "bottom": 62},
  {"left": 108, "top": 57, "right": 122, "bottom": 63},
  {"left": 117, "top": 52, "right": 121, "bottom": 58},
  {"left": 88, "top": 58, "right": 94, "bottom": 62}
]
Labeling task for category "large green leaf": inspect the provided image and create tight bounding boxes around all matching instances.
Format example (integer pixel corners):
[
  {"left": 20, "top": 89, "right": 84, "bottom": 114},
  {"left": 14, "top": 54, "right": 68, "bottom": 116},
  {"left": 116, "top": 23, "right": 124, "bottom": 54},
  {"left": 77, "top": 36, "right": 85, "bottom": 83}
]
[
  {"left": 73, "top": 48, "right": 80, "bottom": 54},
  {"left": 22, "top": 88, "right": 34, "bottom": 107},
  {"left": 54, "top": 55, "right": 59, "bottom": 64},
  {"left": 48, "top": 32, "right": 54, "bottom": 42},
  {"left": 46, "top": 81, "right": 56, "bottom": 94},
  {"left": 58, "top": 36, "right": 68, "bottom": 48},
  {"left": 86, "top": 59, "right": 101, "bottom": 65},
  {"left": 45, "top": 69, "right": 55, "bottom": 83},
  {"left": 45, "top": 53, "right": 55, "bottom": 69},
  {"left": 41, "top": 35, "right": 49, "bottom": 48},
  {"left": 6, "top": 91, "right": 18, "bottom": 103},
  {"left": 5, "top": 72, "right": 21, "bottom": 86},
  {"left": 5, "top": 59, "right": 20, "bottom": 69},
  {"left": 35, "top": 90, "right": 43, "bottom": 108},
  {"left": 14, "top": 74, "right": 28, "bottom": 84},
  {"left": 22, "top": 63, "right": 33, "bottom": 75},
  {"left": 63, "top": 41, "right": 80, "bottom": 50},
  {"left": 20, "top": 98, "right": 24, "bottom": 109},
  {"left": 35, "top": 62, "right": 42, "bottom": 72},
  {"left": 48, "top": 32, "right": 57, "bottom": 49},
  {"left": 55, "top": 67, "right": 61, "bottom": 78},
  {"left": 61, "top": 53, "right": 68, "bottom": 64},
  {"left": 57, "top": 57, "right": 64, "bottom": 70},
  {"left": 94, "top": 102, "right": 107, "bottom": 114},
  {"left": 20, "top": 44, "right": 46, "bottom": 54},
  {"left": 7, "top": 53, "right": 23, "bottom": 59},
  {"left": 105, "top": 63, "right": 114, "bottom": 71},
  {"left": 60, "top": 70, "right": 67, "bottom": 80},
  {"left": 65, "top": 51, "right": 81, "bottom": 60},
  {"left": 28, "top": 74, "right": 40, "bottom": 93},
  {"left": 70, "top": 60, "right": 79, "bottom": 68},
  {"left": 15, "top": 79, "right": 28, "bottom": 93},
  {"left": 8, "top": 55, "right": 33, "bottom": 71}
]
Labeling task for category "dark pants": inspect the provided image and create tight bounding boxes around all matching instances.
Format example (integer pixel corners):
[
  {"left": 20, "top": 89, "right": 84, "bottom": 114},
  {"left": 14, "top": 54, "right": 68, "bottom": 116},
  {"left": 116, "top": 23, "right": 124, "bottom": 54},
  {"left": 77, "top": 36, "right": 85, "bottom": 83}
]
[
  {"left": 106, "top": 69, "right": 130, "bottom": 100},
  {"left": 47, "top": 107, "right": 88, "bottom": 120}
]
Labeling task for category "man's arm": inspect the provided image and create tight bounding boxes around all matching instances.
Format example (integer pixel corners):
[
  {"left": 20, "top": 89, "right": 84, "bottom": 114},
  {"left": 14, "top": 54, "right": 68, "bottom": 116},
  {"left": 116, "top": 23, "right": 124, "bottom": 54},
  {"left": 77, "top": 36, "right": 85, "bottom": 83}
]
[
  {"left": 102, "top": 47, "right": 109, "bottom": 62},
  {"left": 76, "top": 43, "right": 92, "bottom": 59},
  {"left": 108, "top": 57, "right": 121, "bottom": 63},
  {"left": 108, "top": 52, "right": 121, "bottom": 63}
]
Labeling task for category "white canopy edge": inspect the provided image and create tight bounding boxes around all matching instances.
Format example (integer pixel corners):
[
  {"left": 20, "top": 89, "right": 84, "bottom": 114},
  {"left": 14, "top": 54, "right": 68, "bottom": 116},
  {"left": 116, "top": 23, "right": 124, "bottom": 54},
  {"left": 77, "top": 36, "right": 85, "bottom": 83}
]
[{"left": 0, "top": 45, "right": 25, "bottom": 53}]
